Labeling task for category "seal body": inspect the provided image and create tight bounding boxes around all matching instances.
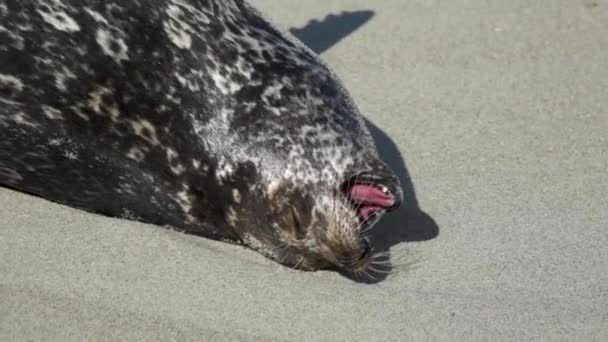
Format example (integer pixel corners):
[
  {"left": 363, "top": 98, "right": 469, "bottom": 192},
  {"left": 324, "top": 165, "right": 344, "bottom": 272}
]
[{"left": 0, "top": 0, "right": 403, "bottom": 272}]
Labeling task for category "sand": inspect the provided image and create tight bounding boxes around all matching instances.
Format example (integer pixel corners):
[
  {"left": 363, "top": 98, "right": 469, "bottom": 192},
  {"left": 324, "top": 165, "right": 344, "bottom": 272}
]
[{"left": 1, "top": 0, "right": 607, "bottom": 340}]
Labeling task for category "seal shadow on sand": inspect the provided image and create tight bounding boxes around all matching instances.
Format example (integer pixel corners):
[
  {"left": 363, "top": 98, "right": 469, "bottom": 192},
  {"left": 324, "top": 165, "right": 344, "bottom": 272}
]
[{"left": 289, "top": 10, "right": 440, "bottom": 283}]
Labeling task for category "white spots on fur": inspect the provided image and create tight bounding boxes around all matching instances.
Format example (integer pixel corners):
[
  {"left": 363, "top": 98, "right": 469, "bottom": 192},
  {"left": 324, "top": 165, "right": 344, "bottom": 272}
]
[
  {"left": 226, "top": 80, "right": 243, "bottom": 95},
  {"left": 164, "top": 22, "right": 191, "bottom": 49},
  {"left": 84, "top": 8, "right": 109, "bottom": 25},
  {"left": 106, "top": 103, "right": 121, "bottom": 122},
  {"left": 63, "top": 150, "right": 78, "bottom": 160},
  {"left": 131, "top": 119, "right": 160, "bottom": 145},
  {"left": 94, "top": 154, "right": 108, "bottom": 163},
  {"left": 219, "top": 108, "right": 235, "bottom": 125},
  {"left": 54, "top": 66, "right": 77, "bottom": 92},
  {"left": 57, "top": 139, "right": 81, "bottom": 160},
  {"left": 0, "top": 74, "right": 24, "bottom": 93},
  {"left": 33, "top": 56, "right": 53, "bottom": 67},
  {"left": 267, "top": 179, "right": 282, "bottom": 199},
  {"left": 0, "top": 26, "right": 25, "bottom": 50},
  {"left": 268, "top": 107, "right": 282, "bottom": 116},
  {"left": 175, "top": 73, "right": 200, "bottom": 92},
  {"left": 216, "top": 163, "right": 234, "bottom": 179},
  {"left": 262, "top": 81, "right": 283, "bottom": 100},
  {"left": 192, "top": 159, "right": 201, "bottom": 169},
  {"left": 248, "top": 79, "right": 263, "bottom": 87},
  {"left": 87, "top": 86, "right": 111, "bottom": 112},
  {"left": 0, "top": 167, "right": 23, "bottom": 184},
  {"left": 41, "top": 105, "right": 62, "bottom": 120},
  {"left": 211, "top": 70, "right": 229, "bottom": 95},
  {"left": 12, "top": 112, "right": 39, "bottom": 128},
  {"left": 37, "top": 3, "right": 80, "bottom": 32},
  {"left": 126, "top": 146, "right": 146, "bottom": 163},
  {"left": 163, "top": 5, "right": 193, "bottom": 49},
  {"left": 86, "top": 86, "right": 121, "bottom": 122},
  {"left": 215, "top": 157, "right": 235, "bottom": 182},
  {"left": 239, "top": 34, "right": 266, "bottom": 54},
  {"left": 242, "top": 102, "right": 256, "bottom": 112},
  {"left": 120, "top": 209, "right": 140, "bottom": 220},
  {"left": 210, "top": 70, "right": 242, "bottom": 95},
  {"left": 232, "top": 189, "right": 241, "bottom": 203},
  {"left": 141, "top": 172, "right": 156, "bottom": 185},
  {"left": 227, "top": 206, "right": 239, "bottom": 226},
  {"left": 166, "top": 148, "right": 185, "bottom": 175},
  {"left": 49, "top": 138, "right": 64, "bottom": 146},
  {"left": 118, "top": 178, "right": 137, "bottom": 195},
  {"left": 171, "top": 0, "right": 211, "bottom": 24},
  {"left": 235, "top": 57, "right": 254, "bottom": 80},
  {"left": 166, "top": 148, "right": 178, "bottom": 160},
  {"left": 96, "top": 28, "right": 129, "bottom": 63},
  {"left": 150, "top": 196, "right": 160, "bottom": 207},
  {"left": 165, "top": 86, "right": 182, "bottom": 104},
  {"left": 163, "top": 0, "right": 212, "bottom": 49},
  {"left": 0, "top": 100, "right": 19, "bottom": 124},
  {"left": 191, "top": 114, "right": 205, "bottom": 137},
  {"left": 175, "top": 188, "right": 195, "bottom": 223},
  {"left": 69, "top": 105, "right": 91, "bottom": 121}
]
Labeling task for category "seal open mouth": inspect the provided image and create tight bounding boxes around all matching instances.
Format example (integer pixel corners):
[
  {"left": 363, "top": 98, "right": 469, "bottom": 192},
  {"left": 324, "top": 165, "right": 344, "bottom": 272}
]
[{"left": 342, "top": 174, "right": 398, "bottom": 225}]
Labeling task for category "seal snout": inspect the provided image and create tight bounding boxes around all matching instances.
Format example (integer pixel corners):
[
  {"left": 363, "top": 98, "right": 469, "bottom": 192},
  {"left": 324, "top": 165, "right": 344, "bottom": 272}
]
[{"left": 334, "top": 238, "right": 373, "bottom": 272}]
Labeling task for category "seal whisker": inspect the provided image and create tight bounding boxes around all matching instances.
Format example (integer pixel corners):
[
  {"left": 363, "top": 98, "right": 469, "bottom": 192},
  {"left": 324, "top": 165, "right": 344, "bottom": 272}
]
[
  {"left": 371, "top": 250, "right": 391, "bottom": 257},
  {"left": 370, "top": 255, "right": 390, "bottom": 265},
  {"left": 361, "top": 269, "right": 379, "bottom": 281},
  {"left": 367, "top": 265, "right": 391, "bottom": 275},
  {"left": 293, "top": 256, "right": 305, "bottom": 270},
  {"left": 357, "top": 214, "right": 379, "bottom": 235},
  {"left": 351, "top": 270, "right": 365, "bottom": 282},
  {"left": 369, "top": 262, "right": 392, "bottom": 270}
]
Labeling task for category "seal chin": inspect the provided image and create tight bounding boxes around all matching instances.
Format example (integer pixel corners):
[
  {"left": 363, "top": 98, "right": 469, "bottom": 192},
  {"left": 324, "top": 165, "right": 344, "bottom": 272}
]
[
  {"left": 267, "top": 237, "right": 373, "bottom": 273},
  {"left": 288, "top": 238, "right": 374, "bottom": 273},
  {"left": 298, "top": 235, "right": 375, "bottom": 273},
  {"left": 332, "top": 237, "right": 373, "bottom": 273}
]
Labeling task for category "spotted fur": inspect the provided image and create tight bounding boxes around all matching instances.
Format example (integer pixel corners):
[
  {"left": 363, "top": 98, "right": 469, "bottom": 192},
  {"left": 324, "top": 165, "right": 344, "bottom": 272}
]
[{"left": 0, "top": 0, "right": 403, "bottom": 272}]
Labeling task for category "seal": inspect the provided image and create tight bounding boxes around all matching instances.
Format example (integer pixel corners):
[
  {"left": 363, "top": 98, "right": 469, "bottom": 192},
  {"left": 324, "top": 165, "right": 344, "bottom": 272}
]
[{"left": 0, "top": 0, "right": 403, "bottom": 274}]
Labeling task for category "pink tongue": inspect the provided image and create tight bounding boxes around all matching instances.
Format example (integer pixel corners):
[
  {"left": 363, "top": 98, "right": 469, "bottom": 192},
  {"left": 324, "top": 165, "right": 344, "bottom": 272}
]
[{"left": 349, "top": 184, "right": 395, "bottom": 220}]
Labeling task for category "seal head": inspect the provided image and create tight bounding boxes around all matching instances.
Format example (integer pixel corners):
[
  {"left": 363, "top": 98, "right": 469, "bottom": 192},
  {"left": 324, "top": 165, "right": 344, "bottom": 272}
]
[{"left": 232, "top": 169, "right": 402, "bottom": 272}]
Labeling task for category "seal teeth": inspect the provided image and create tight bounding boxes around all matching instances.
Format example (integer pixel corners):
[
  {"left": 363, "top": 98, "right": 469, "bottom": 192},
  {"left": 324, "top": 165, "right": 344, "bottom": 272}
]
[{"left": 381, "top": 186, "right": 389, "bottom": 194}]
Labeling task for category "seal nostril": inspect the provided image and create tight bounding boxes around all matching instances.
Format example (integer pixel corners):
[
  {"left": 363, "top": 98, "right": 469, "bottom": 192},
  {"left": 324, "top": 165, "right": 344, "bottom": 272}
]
[{"left": 358, "top": 239, "right": 372, "bottom": 261}]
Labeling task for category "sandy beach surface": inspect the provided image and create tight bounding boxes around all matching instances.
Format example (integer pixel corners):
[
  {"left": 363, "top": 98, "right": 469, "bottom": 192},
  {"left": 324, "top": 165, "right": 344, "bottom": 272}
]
[{"left": 2, "top": 0, "right": 607, "bottom": 340}]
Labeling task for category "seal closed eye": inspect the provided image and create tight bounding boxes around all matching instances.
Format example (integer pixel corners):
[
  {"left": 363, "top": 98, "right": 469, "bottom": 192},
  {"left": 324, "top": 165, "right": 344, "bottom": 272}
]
[{"left": 0, "top": 0, "right": 403, "bottom": 274}]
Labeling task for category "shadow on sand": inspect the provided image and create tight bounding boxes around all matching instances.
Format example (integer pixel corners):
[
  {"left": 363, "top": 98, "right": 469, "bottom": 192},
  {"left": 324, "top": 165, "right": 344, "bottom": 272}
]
[{"left": 289, "top": 10, "right": 440, "bottom": 283}]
